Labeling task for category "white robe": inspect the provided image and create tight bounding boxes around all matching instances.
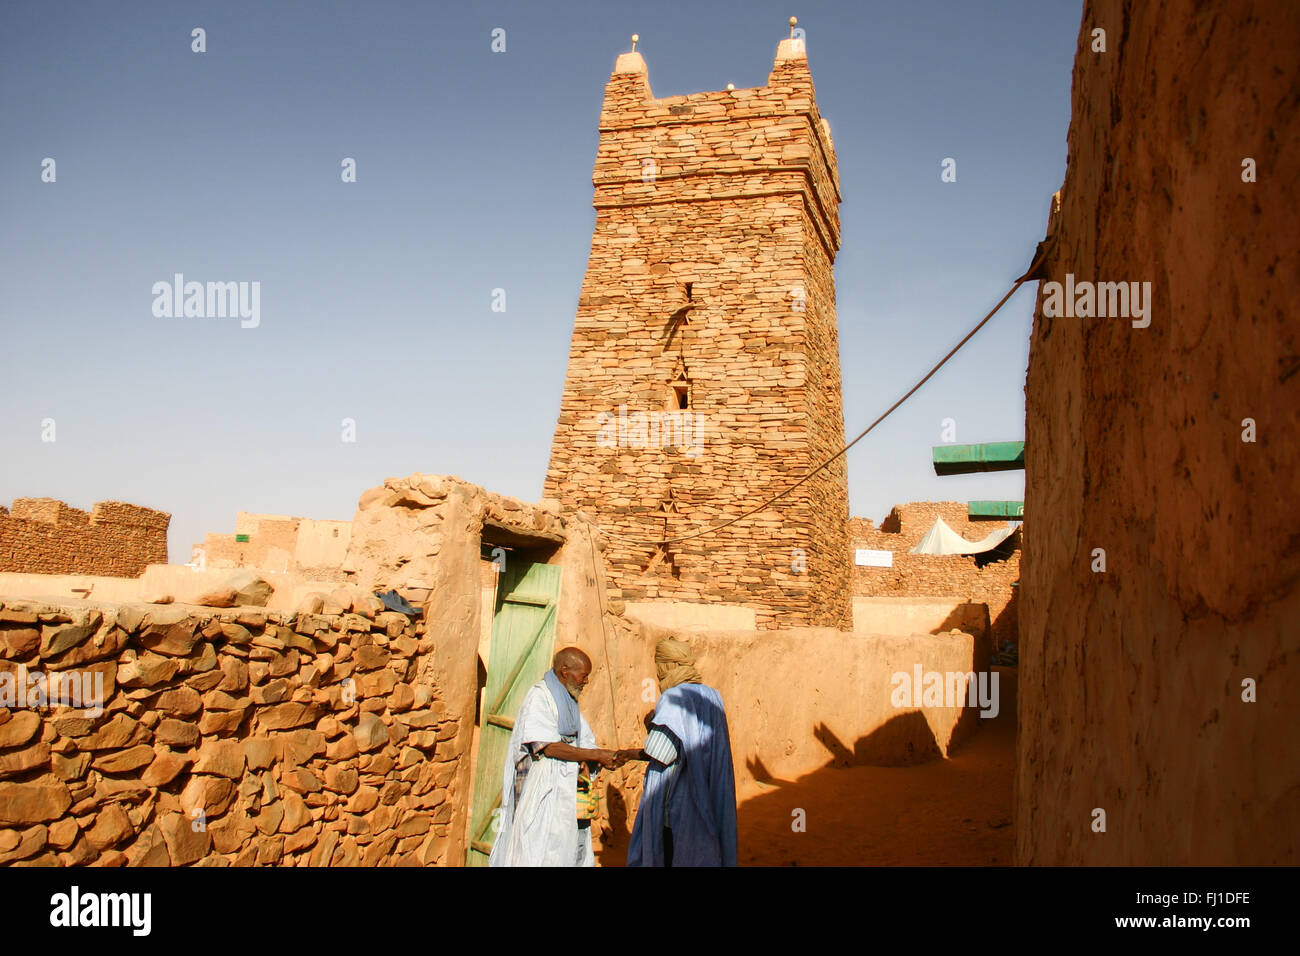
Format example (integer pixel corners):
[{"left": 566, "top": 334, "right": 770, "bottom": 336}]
[{"left": 488, "top": 680, "right": 597, "bottom": 867}]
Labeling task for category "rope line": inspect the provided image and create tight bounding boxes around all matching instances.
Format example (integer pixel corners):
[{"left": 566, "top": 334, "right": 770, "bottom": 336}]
[
  {"left": 586, "top": 529, "right": 622, "bottom": 744},
  {"left": 589, "top": 240, "right": 1053, "bottom": 548}
]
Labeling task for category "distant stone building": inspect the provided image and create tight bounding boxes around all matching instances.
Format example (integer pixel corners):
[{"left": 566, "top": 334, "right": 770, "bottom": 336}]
[
  {"left": 0, "top": 497, "right": 169, "bottom": 577},
  {"left": 543, "top": 34, "right": 851, "bottom": 630},
  {"left": 194, "top": 511, "right": 351, "bottom": 575},
  {"left": 850, "top": 502, "right": 1022, "bottom": 648}
]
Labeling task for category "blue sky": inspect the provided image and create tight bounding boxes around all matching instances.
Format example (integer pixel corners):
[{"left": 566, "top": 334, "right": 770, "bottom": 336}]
[{"left": 0, "top": 0, "right": 1082, "bottom": 562}]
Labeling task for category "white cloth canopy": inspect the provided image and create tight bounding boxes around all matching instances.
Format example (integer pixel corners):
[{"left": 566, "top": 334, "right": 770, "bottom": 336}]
[{"left": 910, "top": 517, "right": 1018, "bottom": 556}]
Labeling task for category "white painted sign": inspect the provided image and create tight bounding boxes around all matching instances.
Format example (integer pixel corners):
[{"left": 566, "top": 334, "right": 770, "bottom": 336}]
[{"left": 855, "top": 549, "right": 894, "bottom": 567}]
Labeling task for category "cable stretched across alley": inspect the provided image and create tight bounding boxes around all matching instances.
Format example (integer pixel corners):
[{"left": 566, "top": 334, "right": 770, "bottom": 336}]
[
  {"left": 583, "top": 239, "right": 1054, "bottom": 744},
  {"left": 589, "top": 237, "right": 1055, "bottom": 549}
]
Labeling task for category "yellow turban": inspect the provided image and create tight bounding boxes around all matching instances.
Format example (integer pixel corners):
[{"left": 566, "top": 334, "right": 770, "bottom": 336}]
[{"left": 655, "top": 638, "right": 703, "bottom": 691}]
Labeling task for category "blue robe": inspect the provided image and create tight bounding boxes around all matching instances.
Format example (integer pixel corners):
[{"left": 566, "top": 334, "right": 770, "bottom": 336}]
[{"left": 627, "top": 682, "right": 738, "bottom": 866}]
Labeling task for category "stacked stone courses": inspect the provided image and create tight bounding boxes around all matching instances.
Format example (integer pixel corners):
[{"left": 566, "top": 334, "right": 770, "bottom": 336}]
[
  {"left": 0, "top": 597, "right": 457, "bottom": 866},
  {"left": 0, "top": 498, "right": 169, "bottom": 578},
  {"left": 544, "top": 39, "right": 851, "bottom": 630}
]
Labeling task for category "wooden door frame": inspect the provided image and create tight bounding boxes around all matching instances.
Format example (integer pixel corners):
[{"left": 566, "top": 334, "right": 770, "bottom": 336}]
[{"left": 463, "top": 539, "right": 563, "bottom": 865}]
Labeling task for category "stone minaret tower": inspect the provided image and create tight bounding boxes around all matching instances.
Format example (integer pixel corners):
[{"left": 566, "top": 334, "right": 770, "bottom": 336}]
[{"left": 544, "top": 28, "right": 850, "bottom": 630}]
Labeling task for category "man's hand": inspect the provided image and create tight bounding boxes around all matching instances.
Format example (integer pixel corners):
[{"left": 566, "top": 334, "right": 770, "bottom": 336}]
[{"left": 540, "top": 742, "right": 621, "bottom": 768}]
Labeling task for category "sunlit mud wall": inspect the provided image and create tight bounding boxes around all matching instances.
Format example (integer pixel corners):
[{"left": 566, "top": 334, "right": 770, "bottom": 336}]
[
  {"left": 575, "top": 617, "right": 995, "bottom": 863},
  {"left": 1018, "top": 0, "right": 1299, "bottom": 864}
]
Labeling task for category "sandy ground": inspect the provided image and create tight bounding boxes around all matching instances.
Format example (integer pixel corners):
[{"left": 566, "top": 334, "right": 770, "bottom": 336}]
[{"left": 736, "top": 668, "right": 1017, "bottom": 866}]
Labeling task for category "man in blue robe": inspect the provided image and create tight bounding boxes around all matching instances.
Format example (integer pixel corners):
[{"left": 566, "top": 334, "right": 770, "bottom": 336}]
[{"left": 622, "top": 638, "right": 738, "bottom": 866}]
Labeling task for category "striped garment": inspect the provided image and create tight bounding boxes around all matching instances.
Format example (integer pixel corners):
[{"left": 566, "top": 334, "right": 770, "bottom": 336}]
[{"left": 644, "top": 727, "right": 681, "bottom": 828}]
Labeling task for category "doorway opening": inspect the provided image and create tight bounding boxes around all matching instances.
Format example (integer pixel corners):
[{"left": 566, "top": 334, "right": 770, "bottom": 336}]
[{"left": 464, "top": 529, "right": 563, "bottom": 865}]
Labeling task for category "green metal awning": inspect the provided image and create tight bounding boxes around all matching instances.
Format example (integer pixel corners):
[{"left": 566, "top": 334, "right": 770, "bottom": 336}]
[
  {"left": 969, "top": 500, "right": 1024, "bottom": 521},
  {"left": 932, "top": 442, "right": 1025, "bottom": 475}
]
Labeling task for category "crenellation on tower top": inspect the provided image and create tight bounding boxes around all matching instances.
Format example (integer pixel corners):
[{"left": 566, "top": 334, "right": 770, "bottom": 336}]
[
  {"left": 612, "top": 50, "right": 647, "bottom": 75},
  {"left": 775, "top": 36, "right": 808, "bottom": 62},
  {"left": 594, "top": 39, "right": 842, "bottom": 257}
]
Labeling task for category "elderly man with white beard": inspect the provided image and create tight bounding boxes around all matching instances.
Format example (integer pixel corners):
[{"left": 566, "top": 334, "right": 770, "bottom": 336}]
[{"left": 489, "top": 647, "right": 621, "bottom": 866}]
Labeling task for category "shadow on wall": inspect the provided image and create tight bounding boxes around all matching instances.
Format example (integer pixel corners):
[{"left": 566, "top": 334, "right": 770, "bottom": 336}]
[
  {"left": 807, "top": 707, "right": 984, "bottom": 771},
  {"left": 973, "top": 533, "right": 1020, "bottom": 568},
  {"left": 992, "top": 585, "right": 1019, "bottom": 650},
  {"left": 735, "top": 672, "right": 1018, "bottom": 866},
  {"left": 811, "top": 712, "right": 940, "bottom": 768},
  {"left": 933, "top": 603, "right": 991, "bottom": 644},
  {"left": 597, "top": 780, "right": 634, "bottom": 867}
]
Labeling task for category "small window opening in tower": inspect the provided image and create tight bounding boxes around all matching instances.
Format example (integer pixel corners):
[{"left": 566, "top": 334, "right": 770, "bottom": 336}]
[{"left": 671, "top": 383, "right": 690, "bottom": 410}]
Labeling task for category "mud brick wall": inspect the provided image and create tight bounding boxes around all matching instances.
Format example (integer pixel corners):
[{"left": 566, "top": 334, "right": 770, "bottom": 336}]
[
  {"left": 0, "top": 597, "right": 461, "bottom": 867},
  {"left": 1018, "top": 0, "right": 1299, "bottom": 864},
  {"left": 543, "top": 40, "right": 851, "bottom": 631},
  {"left": 199, "top": 514, "right": 301, "bottom": 570},
  {"left": 342, "top": 473, "right": 566, "bottom": 596},
  {"left": 850, "top": 505, "right": 1021, "bottom": 647},
  {"left": 197, "top": 513, "right": 353, "bottom": 575},
  {"left": 0, "top": 498, "right": 169, "bottom": 578}
]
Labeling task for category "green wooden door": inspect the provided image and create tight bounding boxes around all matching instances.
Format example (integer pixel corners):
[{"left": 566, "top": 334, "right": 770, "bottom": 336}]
[{"left": 466, "top": 559, "right": 563, "bottom": 865}]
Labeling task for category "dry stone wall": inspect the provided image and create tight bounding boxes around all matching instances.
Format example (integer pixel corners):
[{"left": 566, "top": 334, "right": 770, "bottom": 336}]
[
  {"left": 0, "top": 596, "right": 458, "bottom": 867},
  {"left": 542, "top": 40, "right": 851, "bottom": 631},
  {"left": 0, "top": 499, "right": 169, "bottom": 578},
  {"left": 850, "top": 505, "right": 1021, "bottom": 647}
]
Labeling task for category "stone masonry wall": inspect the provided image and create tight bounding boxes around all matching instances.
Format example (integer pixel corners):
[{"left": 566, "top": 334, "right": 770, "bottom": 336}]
[
  {"left": 801, "top": 193, "right": 853, "bottom": 627},
  {"left": 0, "top": 596, "right": 458, "bottom": 867},
  {"left": 850, "top": 504, "right": 1021, "bottom": 647},
  {"left": 542, "top": 39, "right": 851, "bottom": 631},
  {"left": 0, "top": 499, "right": 169, "bottom": 578},
  {"left": 1018, "top": 0, "right": 1299, "bottom": 864},
  {"left": 874, "top": 502, "right": 993, "bottom": 540}
]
